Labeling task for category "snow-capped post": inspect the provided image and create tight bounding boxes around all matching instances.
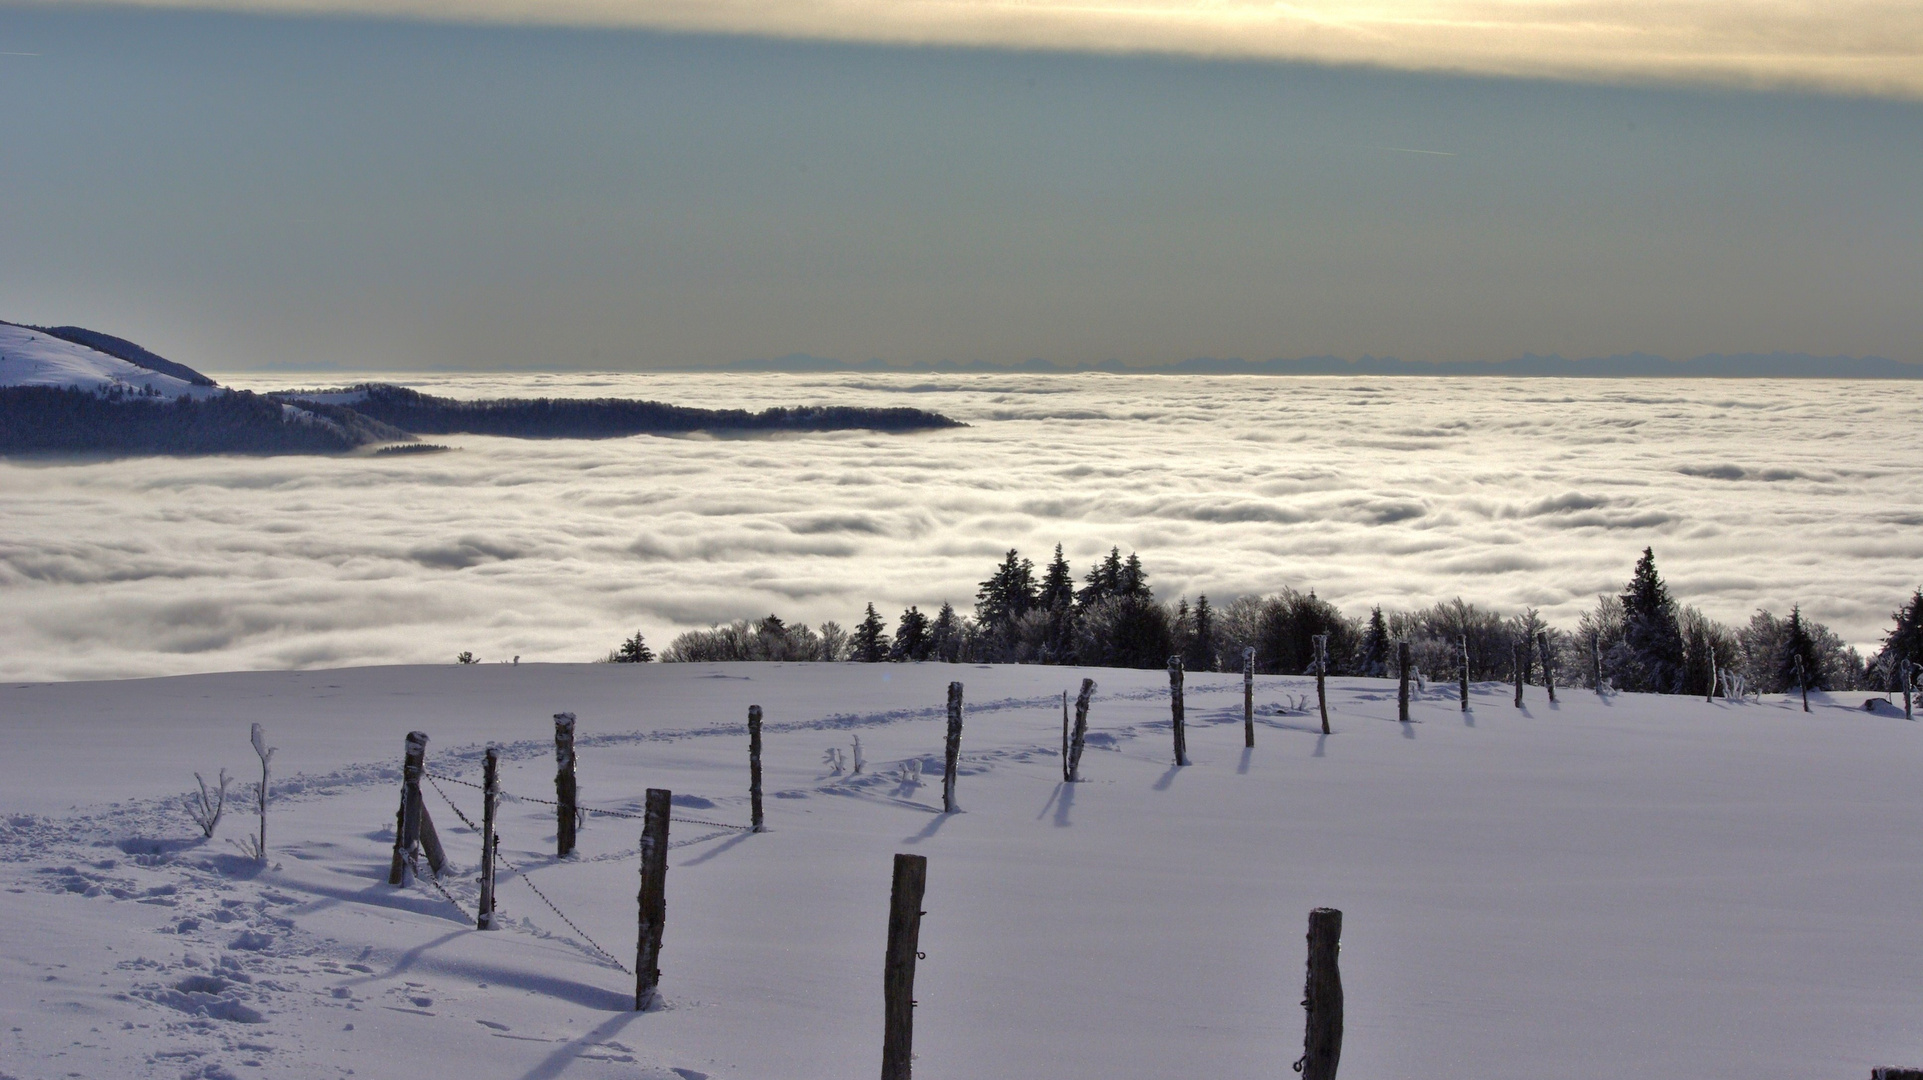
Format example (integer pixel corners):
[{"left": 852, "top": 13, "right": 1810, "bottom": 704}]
[
  {"left": 1706, "top": 645, "right": 1717, "bottom": 703},
  {"left": 881, "top": 852, "right": 928, "bottom": 1080},
  {"left": 1513, "top": 643, "right": 1525, "bottom": 708},
  {"left": 1313, "top": 634, "right": 1331, "bottom": 735},
  {"left": 478, "top": 746, "right": 499, "bottom": 930},
  {"left": 1459, "top": 635, "right": 1470, "bottom": 713},
  {"left": 249, "top": 723, "right": 275, "bottom": 862},
  {"left": 1396, "top": 641, "right": 1411, "bottom": 723},
  {"left": 1537, "top": 631, "right": 1557, "bottom": 705},
  {"left": 554, "top": 712, "right": 578, "bottom": 858},
  {"left": 1298, "top": 907, "right": 1344, "bottom": 1080},
  {"left": 1905, "top": 662, "right": 1915, "bottom": 722},
  {"left": 748, "top": 706, "right": 766, "bottom": 833},
  {"left": 1168, "top": 656, "right": 1189, "bottom": 766},
  {"left": 1795, "top": 655, "right": 1810, "bottom": 713},
  {"left": 1069, "top": 678, "right": 1095, "bottom": 781},
  {"left": 1061, "top": 691, "right": 1071, "bottom": 783},
  {"left": 1244, "top": 646, "right": 1257, "bottom": 748},
  {"left": 388, "top": 731, "right": 447, "bottom": 885},
  {"left": 942, "top": 683, "right": 964, "bottom": 813},
  {"left": 635, "top": 787, "right": 672, "bottom": 1010}
]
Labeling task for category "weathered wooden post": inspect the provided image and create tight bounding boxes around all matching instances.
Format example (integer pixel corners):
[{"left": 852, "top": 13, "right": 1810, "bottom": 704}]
[
  {"left": 554, "top": 712, "right": 578, "bottom": 857},
  {"left": 1458, "top": 634, "right": 1470, "bottom": 713},
  {"left": 1593, "top": 632, "right": 1605, "bottom": 697},
  {"left": 1168, "top": 656, "right": 1189, "bottom": 766},
  {"left": 1299, "top": 907, "right": 1344, "bottom": 1080},
  {"left": 1706, "top": 645, "right": 1717, "bottom": 703},
  {"left": 1906, "top": 662, "right": 1915, "bottom": 722},
  {"left": 1396, "top": 641, "right": 1411, "bottom": 722},
  {"left": 1537, "top": 631, "right": 1557, "bottom": 704},
  {"left": 1068, "top": 678, "right": 1095, "bottom": 782},
  {"left": 1313, "top": 633, "right": 1331, "bottom": 735},
  {"left": 881, "top": 853, "right": 928, "bottom": 1080},
  {"left": 1061, "top": 691, "right": 1071, "bottom": 782},
  {"left": 942, "top": 683, "right": 963, "bottom": 813},
  {"left": 1243, "top": 647, "right": 1256, "bottom": 748},
  {"left": 478, "top": 746, "right": 499, "bottom": 930},
  {"left": 1796, "top": 655, "right": 1810, "bottom": 713},
  {"left": 388, "top": 731, "right": 447, "bottom": 885},
  {"left": 1513, "top": 643, "right": 1525, "bottom": 707},
  {"left": 635, "top": 787, "right": 672, "bottom": 1010},
  {"left": 748, "top": 705, "right": 766, "bottom": 833}
]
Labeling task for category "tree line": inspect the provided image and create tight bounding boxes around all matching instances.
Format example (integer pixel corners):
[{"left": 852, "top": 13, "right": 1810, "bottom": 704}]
[{"left": 616, "top": 545, "right": 1922, "bottom": 698}]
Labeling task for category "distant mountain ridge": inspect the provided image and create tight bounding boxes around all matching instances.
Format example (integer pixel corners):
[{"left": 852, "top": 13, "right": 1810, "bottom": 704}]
[
  {"left": 721, "top": 351, "right": 1922, "bottom": 378},
  {"left": 2, "top": 320, "right": 963, "bottom": 456}
]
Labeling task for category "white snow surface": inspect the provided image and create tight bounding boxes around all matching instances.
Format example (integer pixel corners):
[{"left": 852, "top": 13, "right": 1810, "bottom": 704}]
[
  {"left": 2, "top": 661, "right": 1919, "bottom": 1078},
  {"left": 0, "top": 324, "right": 221, "bottom": 400}
]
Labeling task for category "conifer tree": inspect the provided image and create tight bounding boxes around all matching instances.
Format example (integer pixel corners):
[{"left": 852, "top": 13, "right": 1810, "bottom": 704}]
[
  {"left": 928, "top": 602, "right": 961, "bottom": 662},
  {"left": 610, "top": 630, "right": 654, "bottom": 663},
  {"left": 1038, "top": 545, "right": 1075, "bottom": 610},
  {"left": 1619, "top": 547, "right": 1688, "bottom": 693},
  {"left": 853, "top": 603, "right": 889, "bottom": 663},
  {"left": 1079, "top": 547, "right": 1126, "bottom": 607},
  {"left": 1359, "top": 606, "right": 1390, "bottom": 677},
  {"left": 1184, "top": 593, "right": 1217, "bottom": 672},
  {"left": 893, "top": 606, "right": 932, "bottom": 661},
  {"left": 1120, "top": 552, "right": 1151, "bottom": 599},
  {"left": 976, "top": 549, "right": 1037, "bottom": 630},
  {"left": 1778, "top": 605, "right": 1826, "bottom": 691},
  {"left": 1876, "top": 589, "right": 1923, "bottom": 688}
]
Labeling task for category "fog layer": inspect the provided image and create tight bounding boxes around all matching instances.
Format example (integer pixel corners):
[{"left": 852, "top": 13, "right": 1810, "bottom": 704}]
[{"left": 3, "top": 373, "right": 1917, "bottom": 681}]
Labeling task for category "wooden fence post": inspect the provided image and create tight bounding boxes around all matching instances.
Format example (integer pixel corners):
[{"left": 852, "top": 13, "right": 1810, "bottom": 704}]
[
  {"left": 1905, "top": 662, "right": 1914, "bottom": 722},
  {"left": 1537, "top": 631, "right": 1557, "bottom": 705},
  {"left": 1069, "top": 678, "right": 1095, "bottom": 782},
  {"left": 1314, "top": 633, "right": 1331, "bottom": 735},
  {"left": 478, "top": 746, "right": 499, "bottom": 930},
  {"left": 748, "top": 705, "right": 766, "bottom": 833},
  {"left": 1299, "top": 907, "right": 1344, "bottom": 1080},
  {"left": 554, "top": 712, "right": 578, "bottom": 857},
  {"left": 1796, "top": 655, "right": 1811, "bottom": 713},
  {"left": 1459, "top": 634, "right": 1470, "bottom": 713},
  {"left": 1168, "top": 656, "right": 1188, "bottom": 766},
  {"left": 943, "top": 683, "right": 963, "bottom": 813},
  {"left": 1397, "top": 641, "right": 1411, "bottom": 722},
  {"left": 1513, "top": 643, "right": 1525, "bottom": 707},
  {"left": 881, "top": 852, "right": 928, "bottom": 1080},
  {"left": 635, "top": 788, "right": 672, "bottom": 1010},
  {"left": 1061, "top": 691, "right": 1071, "bottom": 782},
  {"left": 388, "top": 731, "right": 446, "bottom": 884},
  {"left": 1243, "top": 647, "right": 1256, "bottom": 748},
  {"left": 1706, "top": 645, "right": 1717, "bottom": 703}
]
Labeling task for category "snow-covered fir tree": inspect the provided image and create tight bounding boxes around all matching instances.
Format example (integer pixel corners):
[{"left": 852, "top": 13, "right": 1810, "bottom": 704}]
[
  {"left": 852, "top": 603, "right": 889, "bottom": 663},
  {"left": 1617, "top": 547, "right": 1688, "bottom": 693}
]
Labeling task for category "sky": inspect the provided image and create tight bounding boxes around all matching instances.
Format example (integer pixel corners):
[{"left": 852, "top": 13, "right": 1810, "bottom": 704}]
[{"left": 0, "top": 2, "right": 1920, "bottom": 371}]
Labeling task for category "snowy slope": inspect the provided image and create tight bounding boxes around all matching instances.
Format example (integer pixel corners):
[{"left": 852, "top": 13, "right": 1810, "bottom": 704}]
[
  {"left": 0, "top": 323, "right": 221, "bottom": 400},
  {"left": 1, "top": 663, "right": 1920, "bottom": 1080}
]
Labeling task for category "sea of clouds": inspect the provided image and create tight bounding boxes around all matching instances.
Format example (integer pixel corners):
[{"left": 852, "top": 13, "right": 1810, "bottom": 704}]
[{"left": 3, "top": 373, "right": 1918, "bottom": 682}]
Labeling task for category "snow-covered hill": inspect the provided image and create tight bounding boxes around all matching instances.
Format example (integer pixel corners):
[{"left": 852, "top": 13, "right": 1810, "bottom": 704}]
[
  {"left": 1, "top": 662, "right": 1918, "bottom": 1079},
  {"left": 0, "top": 322, "right": 222, "bottom": 400}
]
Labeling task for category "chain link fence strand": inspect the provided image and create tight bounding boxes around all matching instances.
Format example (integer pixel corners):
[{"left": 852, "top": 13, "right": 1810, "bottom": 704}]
[
  {"left": 414, "top": 768, "right": 743, "bottom": 972},
  {"left": 431, "top": 771, "right": 750, "bottom": 830},
  {"left": 491, "top": 846, "right": 633, "bottom": 974}
]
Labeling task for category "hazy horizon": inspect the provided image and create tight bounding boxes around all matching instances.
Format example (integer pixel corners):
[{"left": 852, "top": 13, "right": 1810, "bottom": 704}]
[{"left": 3, "top": 4, "right": 1919, "bottom": 374}]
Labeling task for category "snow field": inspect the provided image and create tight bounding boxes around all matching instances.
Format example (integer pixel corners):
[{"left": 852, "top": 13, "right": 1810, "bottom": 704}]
[
  {"left": 2, "top": 662, "right": 1920, "bottom": 1079},
  {"left": 0, "top": 325, "right": 218, "bottom": 401}
]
